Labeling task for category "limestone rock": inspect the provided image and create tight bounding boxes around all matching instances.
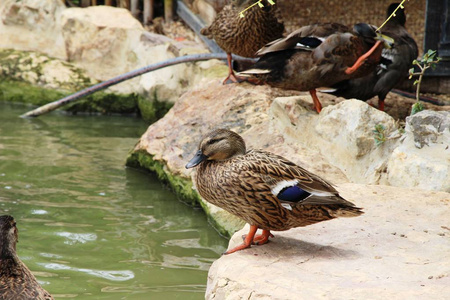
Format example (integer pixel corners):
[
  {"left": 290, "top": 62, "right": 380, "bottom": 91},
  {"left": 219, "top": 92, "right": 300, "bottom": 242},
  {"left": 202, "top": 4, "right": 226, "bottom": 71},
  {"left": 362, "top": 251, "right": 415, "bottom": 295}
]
[
  {"left": 271, "top": 98, "right": 402, "bottom": 184},
  {"left": 207, "top": 184, "right": 450, "bottom": 299},
  {"left": 61, "top": 6, "right": 148, "bottom": 82},
  {"left": 407, "top": 110, "right": 450, "bottom": 149},
  {"left": 0, "top": 49, "right": 96, "bottom": 91},
  {"left": 0, "top": 0, "right": 66, "bottom": 59},
  {"left": 386, "top": 110, "right": 450, "bottom": 191},
  {"left": 60, "top": 6, "right": 225, "bottom": 101}
]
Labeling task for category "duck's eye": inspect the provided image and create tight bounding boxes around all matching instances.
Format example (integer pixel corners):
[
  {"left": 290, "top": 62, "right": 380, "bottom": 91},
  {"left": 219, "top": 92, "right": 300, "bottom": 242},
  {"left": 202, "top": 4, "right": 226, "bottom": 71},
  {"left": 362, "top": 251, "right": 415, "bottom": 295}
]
[{"left": 207, "top": 138, "right": 222, "bottom": 145}]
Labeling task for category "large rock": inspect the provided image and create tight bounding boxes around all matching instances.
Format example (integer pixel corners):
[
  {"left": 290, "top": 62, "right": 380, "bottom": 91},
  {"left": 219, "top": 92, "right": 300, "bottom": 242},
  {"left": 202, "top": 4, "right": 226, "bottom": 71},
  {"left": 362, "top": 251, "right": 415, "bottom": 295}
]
[
  {"left": 386, "top": 110, "right": 450, "bottom": 191},
  {"left": 60, "top": 6, "right": 226, "bottom": 101},
  {"left": 0, "top": 0, "right": 66, "bottom": 59},
  {"left": 0, "top": 49, "right": 96, "bottom": 91},
  {"left": 1, "top": 2, "right": 227, "bottom": 109},
  {"left": 207, "top": 184, "right": 450, "bottom": 299},
  {"left": 271, "top": 98, "right": 402, "bottom": 184}
]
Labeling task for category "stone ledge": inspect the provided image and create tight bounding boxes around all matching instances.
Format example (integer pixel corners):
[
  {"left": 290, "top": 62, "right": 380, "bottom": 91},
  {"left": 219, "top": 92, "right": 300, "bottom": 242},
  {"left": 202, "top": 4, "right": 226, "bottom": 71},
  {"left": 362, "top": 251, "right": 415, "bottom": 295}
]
[{"left": 207, "top": 183, "right": 450, "bottom": 299}]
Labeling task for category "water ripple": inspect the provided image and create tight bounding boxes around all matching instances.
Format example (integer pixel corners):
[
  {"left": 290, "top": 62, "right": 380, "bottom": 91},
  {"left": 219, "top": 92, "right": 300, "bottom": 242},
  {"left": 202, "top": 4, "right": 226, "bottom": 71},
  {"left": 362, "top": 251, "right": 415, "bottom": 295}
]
[
  {"left": 55, "top": 232, "right": 97, "bottom": 245},
  {"left": 41, "top": 263, "right": 135, "bottom": 281}
]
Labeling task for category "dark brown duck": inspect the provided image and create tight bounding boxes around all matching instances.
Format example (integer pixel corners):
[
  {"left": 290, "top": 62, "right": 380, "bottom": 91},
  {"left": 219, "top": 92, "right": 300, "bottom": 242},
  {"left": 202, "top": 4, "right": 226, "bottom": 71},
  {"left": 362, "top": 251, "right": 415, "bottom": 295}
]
[
  {"left": 0, "top": 215, "right": 53, "bottom": 300},
  {"left": 239, "top": 22, "right": 388, "bottom": 113},
  {"left": 324, "top": 3, "right": 419, "bottom": 111}
]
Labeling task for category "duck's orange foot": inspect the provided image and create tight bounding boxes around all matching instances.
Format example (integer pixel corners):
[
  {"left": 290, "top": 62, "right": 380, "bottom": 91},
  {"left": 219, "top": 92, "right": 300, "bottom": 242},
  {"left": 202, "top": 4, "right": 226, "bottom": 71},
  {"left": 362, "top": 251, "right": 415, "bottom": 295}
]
[
  {"left": 253, "top": 230, "right": 274, "bottom": 245},
  {"left": 223, "top": 240, "right": 253, "bottom": 254},
  {"left": 224, "top": 225, "right": 259, "bottom": 255},
  {"left": 222, "top": 73, "right": 247, "bottom": 85}
]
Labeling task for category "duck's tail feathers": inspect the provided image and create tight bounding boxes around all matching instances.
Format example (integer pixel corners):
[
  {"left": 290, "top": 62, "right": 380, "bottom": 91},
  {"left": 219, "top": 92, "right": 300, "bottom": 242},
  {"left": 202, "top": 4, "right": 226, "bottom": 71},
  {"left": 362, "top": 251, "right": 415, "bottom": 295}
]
[
  {"left": 329, "top": 206, "right": 364, "bottom": 218},
  {"left": 238, "top": 68, "right": 272, "bottom": 75},
  {"left": 200, "top": 27, "right": 212, "bottom": 38}
]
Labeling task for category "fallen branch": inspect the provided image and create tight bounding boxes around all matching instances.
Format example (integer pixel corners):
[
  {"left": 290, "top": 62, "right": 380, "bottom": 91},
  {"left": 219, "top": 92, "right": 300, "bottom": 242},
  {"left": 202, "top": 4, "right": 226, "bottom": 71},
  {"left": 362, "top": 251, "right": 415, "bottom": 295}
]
[{"left": 21, "top": 53, "right": 253, "bottom": 118}]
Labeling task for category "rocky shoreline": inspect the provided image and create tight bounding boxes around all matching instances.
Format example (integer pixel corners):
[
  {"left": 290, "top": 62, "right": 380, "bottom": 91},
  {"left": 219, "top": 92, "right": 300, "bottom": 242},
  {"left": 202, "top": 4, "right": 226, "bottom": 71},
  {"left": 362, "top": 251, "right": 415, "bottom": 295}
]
[{"left": 1, "top": 1, "right": 449, "bottom": 298}]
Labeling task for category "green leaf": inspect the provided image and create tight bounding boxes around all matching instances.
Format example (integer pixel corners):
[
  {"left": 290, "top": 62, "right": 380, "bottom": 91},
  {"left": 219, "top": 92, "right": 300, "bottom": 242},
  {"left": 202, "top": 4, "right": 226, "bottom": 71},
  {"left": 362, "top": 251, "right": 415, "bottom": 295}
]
[{"left": 410, "top": 102, "right": 424, "bottom": 116}]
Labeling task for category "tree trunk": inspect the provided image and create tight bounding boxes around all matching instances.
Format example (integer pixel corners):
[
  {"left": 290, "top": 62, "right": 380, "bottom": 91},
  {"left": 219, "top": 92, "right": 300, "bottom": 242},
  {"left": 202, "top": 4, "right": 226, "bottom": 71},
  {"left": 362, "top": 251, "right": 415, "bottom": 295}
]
[
  {"left": 143, "top": 0, "right": 154, "bottom": 25},
  {"left": 130, "top": 0, "right": 139, "bottom": 18},
  {"left": 164, "top": 0, "right": 174, "bottom": 23}
]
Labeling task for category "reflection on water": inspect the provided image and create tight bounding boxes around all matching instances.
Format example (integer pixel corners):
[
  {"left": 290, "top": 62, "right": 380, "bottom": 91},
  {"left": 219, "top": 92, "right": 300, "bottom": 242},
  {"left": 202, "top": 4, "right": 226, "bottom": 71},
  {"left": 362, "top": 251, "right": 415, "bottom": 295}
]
[{"left": 0, "top": 102, "right": 227, "bottom": 299}]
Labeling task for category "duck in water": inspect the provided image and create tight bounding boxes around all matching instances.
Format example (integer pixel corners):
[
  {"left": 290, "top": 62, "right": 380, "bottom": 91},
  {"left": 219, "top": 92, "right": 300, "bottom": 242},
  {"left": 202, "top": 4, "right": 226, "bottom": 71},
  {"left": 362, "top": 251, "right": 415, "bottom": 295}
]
[{"left": 0, "top": 215, "right": 53, "bottom": 300}]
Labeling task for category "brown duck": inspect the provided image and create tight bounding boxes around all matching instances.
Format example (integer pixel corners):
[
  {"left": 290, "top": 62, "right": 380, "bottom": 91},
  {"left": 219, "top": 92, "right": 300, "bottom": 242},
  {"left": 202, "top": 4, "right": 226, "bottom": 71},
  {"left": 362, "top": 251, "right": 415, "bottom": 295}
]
[
  {"left": 200, "top": 0, "right": 284, "bottom": 84},
  {"left": 324, "top": 3, "right": 419, "bottom": 111},
  {"left": 186, "top": 129, "right": 363, "bottom": 254},
  {"left": 0, "top": 215, "right": 53, "bottom": 300},
  {"left": 239, "top": 22, "right": 389, "bottom": 112}
]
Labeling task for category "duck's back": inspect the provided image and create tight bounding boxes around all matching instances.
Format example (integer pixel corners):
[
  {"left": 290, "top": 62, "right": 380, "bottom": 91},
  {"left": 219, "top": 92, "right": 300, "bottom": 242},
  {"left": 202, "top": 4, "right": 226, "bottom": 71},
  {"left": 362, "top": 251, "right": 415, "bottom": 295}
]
[
  {"left": 0, "top": 260, "right": 53, "bottom": 300},
  {"left": 239, "top": 23, "right": 381, "bottom": 91}
]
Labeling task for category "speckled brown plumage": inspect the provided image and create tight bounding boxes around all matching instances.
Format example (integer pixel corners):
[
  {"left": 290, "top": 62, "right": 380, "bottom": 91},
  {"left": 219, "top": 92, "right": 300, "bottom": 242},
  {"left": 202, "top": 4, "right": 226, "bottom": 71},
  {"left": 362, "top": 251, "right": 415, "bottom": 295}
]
[
  {"left": 0, "top": 215, "right": 53, "bottom": 300},
  {"left": 201, "top": 0, "right": 284, "bottom": 58},
  {"left": 186, "top": 129, "right": 363, "bottom": 254},
  {"left": 239, "top": 22, "right": 386, "bottom": 112},
  {"left": 200, "top": 0, "right": 284, "bottom": 83}
]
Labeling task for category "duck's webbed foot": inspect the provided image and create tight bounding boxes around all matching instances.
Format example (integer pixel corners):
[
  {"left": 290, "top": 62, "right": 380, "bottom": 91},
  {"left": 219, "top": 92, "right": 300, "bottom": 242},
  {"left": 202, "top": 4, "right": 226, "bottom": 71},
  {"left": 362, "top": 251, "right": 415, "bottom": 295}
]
[
  {"left": 224, "top": 225, "right": 258, "bottom": 255},
  {"left": 253, "top": 230, "right": 274, "bottom": 245},
  {"left": 223, "top": 72, "right": 247, "bottom": 85}
]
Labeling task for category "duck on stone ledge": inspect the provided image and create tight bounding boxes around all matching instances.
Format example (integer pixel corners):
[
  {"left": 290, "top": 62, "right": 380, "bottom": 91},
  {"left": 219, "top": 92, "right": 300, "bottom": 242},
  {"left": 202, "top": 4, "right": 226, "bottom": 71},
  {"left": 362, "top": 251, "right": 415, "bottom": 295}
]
[
  {"left": 186, "top": 129, "right": 363, "bottom": 254},
  {"left": 0, "top": 215, "right": 53, "bottom": 300},
  {"left": 200, "top": 0, "right": 284, "bottom": 84}
]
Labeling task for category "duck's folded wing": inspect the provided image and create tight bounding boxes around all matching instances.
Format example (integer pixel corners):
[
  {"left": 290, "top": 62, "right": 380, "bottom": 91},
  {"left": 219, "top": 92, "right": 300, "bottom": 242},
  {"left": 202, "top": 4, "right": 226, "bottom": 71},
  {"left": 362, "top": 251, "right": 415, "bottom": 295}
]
[
  {"left": 256, "top": 23, "right": 350, "bottom": 56},
  {"left": 246, "top": 150, "right": 357, "bottom": 207}
]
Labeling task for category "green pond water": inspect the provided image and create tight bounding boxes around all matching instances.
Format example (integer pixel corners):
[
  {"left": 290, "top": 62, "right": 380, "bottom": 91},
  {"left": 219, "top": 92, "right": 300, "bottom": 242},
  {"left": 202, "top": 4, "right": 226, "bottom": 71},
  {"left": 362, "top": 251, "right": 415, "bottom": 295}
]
[{"left": 0, "top": 102, "right": 228, "bottom": 299}]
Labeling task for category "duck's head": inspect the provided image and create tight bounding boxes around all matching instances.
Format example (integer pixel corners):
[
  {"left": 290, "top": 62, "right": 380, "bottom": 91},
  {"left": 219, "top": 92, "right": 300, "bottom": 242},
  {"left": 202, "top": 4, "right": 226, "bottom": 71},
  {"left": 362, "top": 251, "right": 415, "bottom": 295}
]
[
  {"left": 387, "top": 3, "right": 406, "bottom": 26},
  {"left": 186, "top": 129, "right": 246, "bottom": 169},
  {"left": 0, "top": 215, "right": 19, "bottom": 259},
  {"left": 354, "top": 23, "right": 394, "bottom": 49},
  {"left": 353, "top": 23, "right": 377, "bottom": 40}
]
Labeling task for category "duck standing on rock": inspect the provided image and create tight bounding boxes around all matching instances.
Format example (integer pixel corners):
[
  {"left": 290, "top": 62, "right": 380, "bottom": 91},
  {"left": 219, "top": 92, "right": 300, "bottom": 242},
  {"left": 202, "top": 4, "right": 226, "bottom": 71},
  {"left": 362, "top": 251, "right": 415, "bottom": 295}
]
[
  {"left": 0, "top": 215, "right": 53, "bottom": 300},
  {"left": 238, "top": 22, "right": 390, "bottom": 113},
  {"left": 186, "top": 129, "right": 363, "bottom": 254},
  {"left": 200, "top": 0, "right": 284, "bottom": 84},
  {"left": 324, "top": 3, "right": 419, "bottom": 111}
]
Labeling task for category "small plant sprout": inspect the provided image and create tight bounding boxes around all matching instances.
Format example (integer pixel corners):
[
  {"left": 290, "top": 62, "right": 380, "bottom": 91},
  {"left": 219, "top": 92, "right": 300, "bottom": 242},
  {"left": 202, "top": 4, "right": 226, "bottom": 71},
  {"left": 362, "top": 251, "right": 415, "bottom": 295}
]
[
  {"left": 373, "top": 124, "right": 387, "bottom": 146},
  {"left": 239, "top": 0, "right": 276, "bottom": 18},
  {"left": 408, "top": 49, "right": 441, "bottom": 115}
]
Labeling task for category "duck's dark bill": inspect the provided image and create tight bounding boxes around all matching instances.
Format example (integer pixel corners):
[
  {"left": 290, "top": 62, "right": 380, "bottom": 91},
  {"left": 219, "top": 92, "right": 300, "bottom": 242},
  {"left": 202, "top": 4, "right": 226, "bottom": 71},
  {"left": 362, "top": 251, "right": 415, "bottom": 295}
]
[{"left": 186, "top": 150, "right": 208, "bottom": 169}]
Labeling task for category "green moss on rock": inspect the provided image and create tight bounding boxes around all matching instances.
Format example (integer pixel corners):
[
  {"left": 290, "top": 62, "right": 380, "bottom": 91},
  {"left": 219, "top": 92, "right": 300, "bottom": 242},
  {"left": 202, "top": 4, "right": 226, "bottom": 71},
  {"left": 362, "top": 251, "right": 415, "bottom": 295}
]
[
  {"left": 0, "top": 49, "right": 173, "bottom": 118},
  {"left": 0, "top": 80, "right": 69, "bottom": 106},
  {"left": 137, "top": 95, "right": 173, "bottom": 123}
]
